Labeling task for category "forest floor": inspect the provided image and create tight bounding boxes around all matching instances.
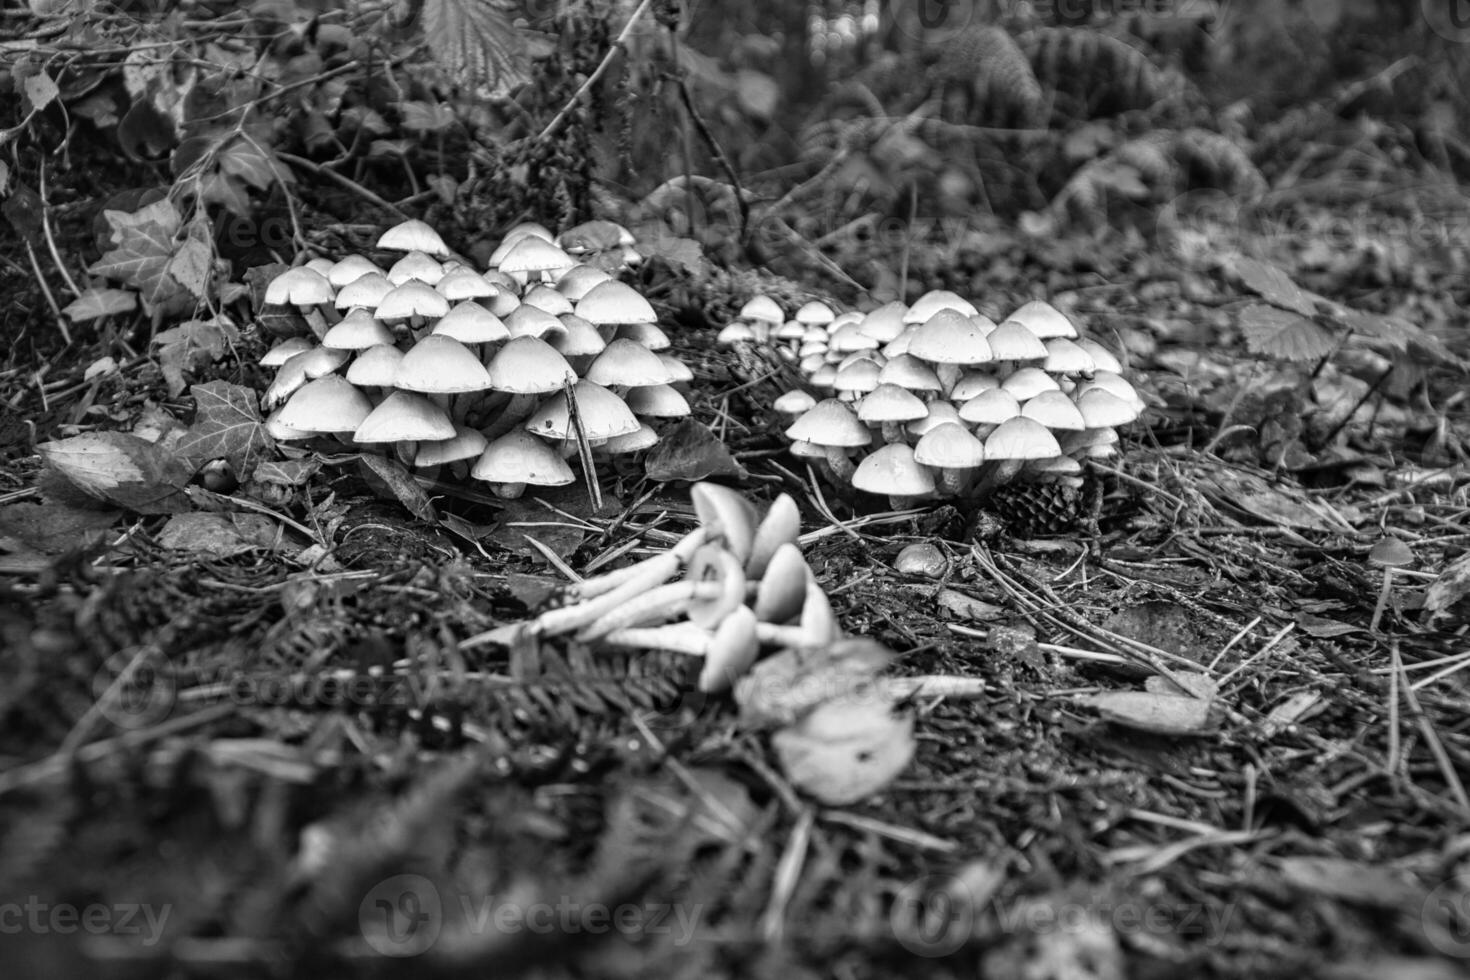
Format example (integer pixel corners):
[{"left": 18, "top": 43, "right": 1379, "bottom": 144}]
[{"left": 5, "top": 8, "right": 1470, "bottom": 980}]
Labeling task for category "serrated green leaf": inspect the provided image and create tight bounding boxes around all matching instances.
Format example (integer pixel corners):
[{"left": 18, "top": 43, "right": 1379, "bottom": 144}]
[
  {"left": 1239, "top": 304, "right": 1336, "bottom": 362},
  {"left": 62, "top": 288, "right": 138, "bottom": 322},
  {"left": 1230, "top": 256, "right": 1317, "bottom": 316},
  {"left": 421, "top": 0, "right": 530, "bottom": 98},
  {"left": 166, "top": 218, "right": 214, "bottom": 298},
  {"left": 176, "top": 380, "right": 273, "bottom": 477}
]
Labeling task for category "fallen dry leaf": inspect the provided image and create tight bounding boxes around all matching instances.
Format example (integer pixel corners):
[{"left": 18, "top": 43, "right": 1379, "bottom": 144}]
[
  {"left": 39, "top": 431, "right": 189, "bottom": 513},
  {"left": 772, "top": 696, "right": 915, "bottom": 805}
]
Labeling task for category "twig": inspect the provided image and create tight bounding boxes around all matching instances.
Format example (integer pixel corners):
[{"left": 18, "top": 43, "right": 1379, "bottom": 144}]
[
  {"left": 23, "top": 239, "right": 70, "bottom": 346},
  {"left": 38, "top": 159, "right": 80, "bottom": 297},
  {"left": 277, "top": 151, "right": 411, "bottom": 223},
  {"left": 538, "top": 0, "right": 654, "bottom": 142}
]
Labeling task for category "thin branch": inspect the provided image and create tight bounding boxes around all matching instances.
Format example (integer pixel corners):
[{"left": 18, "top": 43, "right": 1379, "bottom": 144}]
[{"left": 538, "top": 0, "right": 654, "bottom": 142}]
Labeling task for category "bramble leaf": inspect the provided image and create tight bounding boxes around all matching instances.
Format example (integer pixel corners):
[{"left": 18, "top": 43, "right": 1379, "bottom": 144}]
[{"left": 422, "top": 0, "right": 530, "bottom": 98}]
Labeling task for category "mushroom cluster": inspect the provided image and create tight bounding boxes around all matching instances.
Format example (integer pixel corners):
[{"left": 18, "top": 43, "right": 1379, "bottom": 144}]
[
  {"left": 486, "top": 483, "right": 842, "bottom": 693},
  {"left": 257, "top": 220, "right": 692, "bottom": 497},
  {"left": 720, "top": 291, "right": 1144, "bottom": 506}
]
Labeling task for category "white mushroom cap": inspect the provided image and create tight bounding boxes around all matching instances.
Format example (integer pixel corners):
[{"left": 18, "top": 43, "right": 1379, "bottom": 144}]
[
  {"left": 334, "top": 272, "right": 393, "bottom": 311},
  {"left": 985, "top": 321, "right": 1050, "bottom": 361},
  {"left": 948, "top": 371, "right": 1001, "bottom": 402},
  {"left": 353, "top": 390, "right": 457, "bottom": 443},
  {"left": 773, "top": 390, "right": 818, "bottom": 416},
  {"left": 856, "top": 383, "right": 928, "bottom": 424},
  {"left": 907, "top": 399, "right": 963, "bottom": 437},
  {"left": 574, "top": 280, "right": 657, "bottom": 325},
  {"left": 504, "top": 303, "right": 567, "bottom": 340},
  {"left": 1075, "top": 388, "right": 1141, "bottom": 427},
  {"left": 624, "top": 383, "right": 691, "bottom": 418},
  {"left": 387, "top": 250, "right": 445, "bottom": 286},
  {"left": 958, "top": 388, "right": 1022, "bottom": 425},
  {"left": 1021, "top": 389, "right": 1087, "bottom": 430},
  {"left": 913, "top": 422, "right": 986, "bottom": 468},
  {"left": 322, "top": 309, "right": 395, "bottom": 350},
  {"left": 524, "top": 379, "right": 641, "bottom": 440},
  {"left": 394, "top": 335, "right": 493, "bottom": 393},
  {"left": 584, "top": 338, "right": 679, "bottom": 387},
  {"left": 1075, "top": 338, "right": 1124, "bottom": 374},
  {"left": 415, "top": 425, "right": 490, "bottom": 467},
  {"left": 983, "top": 417, "right": 1063, "bottom": 460},
  {"left": 433, "top": 301, "right": 509, "bottom": 344},
  {"left": 739, "top": 294, "right": 784, "bottom": 325},
  {"left": 657, "top": 353, "right": 694, "bottom": 383},
  {"left": 260, "top": 337, "right": 314, "bottom": 367},
  {"left": 376, "top": 280, "right": 450, "bottom": 321},
  {"left": 602, "top": 422, "right": 659, "bottom": 454},
  {"left": 521, "top": 284, "right": 575, "bottom": 316},
  {"left": 377, "top": 219, "right": 451, "bottom": 257},
  {"left": 785, "top": 399, "right": 872, "bottom": 448},
  {"left": 265, "top": 267, "right": 334, "bottom": 307},
  {"left": 486, "top": 336, "right": 576, "bottom": 394},
  {"left": 858, "top": 302, "right": 909, "bottom": 343},
  {"left": 852, "top": 443, "right": 935, "bottom": 497},
  {"left": 552, "top": 314, "right": 608, "bottom": 357},
  {"left": 1000, "top": 366, "right": 1060, "bottom": 401},
  {"left": 276, "top": 375, "right": 373, "bottom": 432},
  {"left": 718, "top": 322, "right": 756, "bottom": 344},
  {"left": 613, "top": 322, "right": 671, "bottom": 351},
  {"left": 1005, "top": 300, "right": 1078, "bottom": 339},
  {"left": 435, "top": 267, "right": 497, "bottom": 301},
  {"left": 327, "top": 255, "right": 383, "bottom": 288},
  {"left": 471, "top": 429, "right": 575, "bottom": 486},
  {"left": 496, "top": 235, "right": 575, "bottom": 274},
  {"left": 345, "top": 344, "right": 405, "bottom": 387},
  {"left": 907, "top": 310, "right": 994, "bottom": 365},
  {"left": 554, "top": 264, "right": 614, "bottom": 301},
  {"left": 794, "top": 300, "right": 835, "bottom": 326},
  {"left": 905, "top": 290, "right": 976, "bottom": 322},
  {"left": 1043, "top": 337, "right": 1096, "bottom": 374}
]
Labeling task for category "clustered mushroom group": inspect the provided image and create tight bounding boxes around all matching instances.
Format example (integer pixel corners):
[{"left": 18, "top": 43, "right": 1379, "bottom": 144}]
[
  {"left": 719, "top": 291, "right": 1144, "bottom": 506},
  {"left": 487, "top": 483, "right": 840, "bottom": 693},
  {"left": 258, "top": 219, "right": 693, "bottom": 497}
]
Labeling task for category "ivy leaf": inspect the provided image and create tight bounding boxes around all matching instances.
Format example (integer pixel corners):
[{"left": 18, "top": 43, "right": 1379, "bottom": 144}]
[
  {"left": 421, "top": 0, "right": 530, "bottom": 98},
  {"left": 90, "top": 198, "right": 192, "bottom": 316},
  {"left": 176, "top": 380, "right": 273, "bottom": 477},
  {"left": 152, "top": 318, "right": 237, "bottom": 396},
  {"left": 217, "top": 136, "right": 290, "bottom": 189},
  {"left": 38, "top": 432, "right": 189, "bottom": 513},
  {"left": 62, "top": 288, "right": 138, "bottom": 323},
  {"left": 166, "top": 216, "right": 214, "bottom": 298},
  {"left": 1239, "top": 304, "right": 1336, "bottom": 362}
]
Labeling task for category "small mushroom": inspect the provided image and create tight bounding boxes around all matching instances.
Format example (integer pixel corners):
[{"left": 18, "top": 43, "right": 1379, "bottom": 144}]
[{"left": 1368, "top": 536, "right": 1413, "bottom": 632}]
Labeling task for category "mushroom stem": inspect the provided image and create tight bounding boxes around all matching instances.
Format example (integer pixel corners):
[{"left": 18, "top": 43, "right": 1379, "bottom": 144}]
[
  {"left": 302, "top": 307, "right": 329, "bottom": 339},
  {"left": 823, "top": 446, "right": 855, "bottom": 482},
  {"left": 576, "top": 580, "right": 724, "bottom": 640},
  {"left": 563, "top": 526, "right": 707, "bottom": 602},
  {"left": 1370, "top": 567, "right": 1396, "bottom": 633},
  {"left": 536, "top": 550, "right": 688, "bottom": 636},
  {"left": 880, "top": 421, "right": 906, "bottom": 444},
  {"left": 482, "top": 393, "right": 542, "bottom": 441},
  {"left": 491, "top": 481, "right": 527, "bottom": 498},
  {"left": 935, "top": 466, "right": 972, "bottom": 497},
  {"left": 600, "top": 622, "right": 712, "bottom": 657},
  {"left": 972, "top": 458, "right": 1024, "bottom": 499}
]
